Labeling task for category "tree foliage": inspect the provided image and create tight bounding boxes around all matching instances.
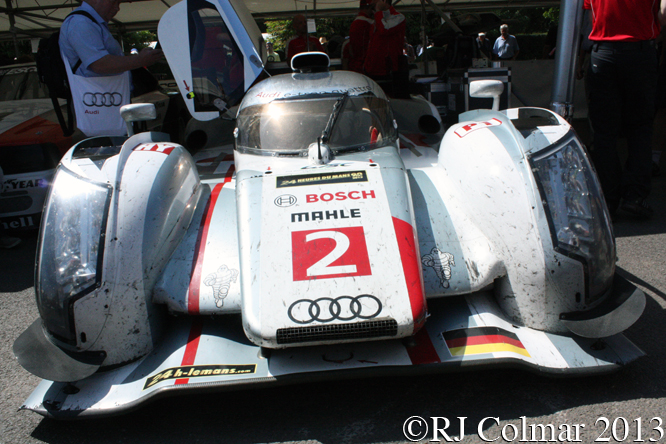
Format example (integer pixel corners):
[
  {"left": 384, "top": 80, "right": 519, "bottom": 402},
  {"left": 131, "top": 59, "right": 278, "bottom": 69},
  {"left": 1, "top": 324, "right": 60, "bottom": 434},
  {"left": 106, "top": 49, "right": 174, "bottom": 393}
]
[
  {"left": 493, "top": 6, "right": 559, "bottom": 34},
  {"left": 264, "top": 17, "right": 354, "bottom": 51},
  {"left": 122, "top": 31, "right": 157, "bottom": 52}
]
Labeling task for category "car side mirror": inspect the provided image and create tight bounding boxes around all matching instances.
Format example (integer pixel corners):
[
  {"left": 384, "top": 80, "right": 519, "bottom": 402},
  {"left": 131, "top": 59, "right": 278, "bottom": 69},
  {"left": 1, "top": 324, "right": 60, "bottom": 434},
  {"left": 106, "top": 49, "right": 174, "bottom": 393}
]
[
  {"left": 120, "top": 103, "right": 157, "bottom": 136},
  {"left": 469, "top": 80, "right": 504, "bottom": 111}
]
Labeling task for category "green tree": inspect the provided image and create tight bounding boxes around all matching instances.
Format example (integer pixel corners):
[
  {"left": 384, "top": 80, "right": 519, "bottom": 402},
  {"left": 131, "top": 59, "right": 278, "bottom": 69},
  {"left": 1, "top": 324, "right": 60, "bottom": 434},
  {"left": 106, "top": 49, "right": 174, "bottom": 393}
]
[
  {"left": 493, "top": 7, "right": 559, "bottom": 34},
  {"left": 264, "top": 16, "right": 353, "bottom": 52},
  {"left": 265, "top": 19, "right": 292, "bottom": 51},
  {"left": 122, "top": 30, "right": 157, "bottom": 53}
]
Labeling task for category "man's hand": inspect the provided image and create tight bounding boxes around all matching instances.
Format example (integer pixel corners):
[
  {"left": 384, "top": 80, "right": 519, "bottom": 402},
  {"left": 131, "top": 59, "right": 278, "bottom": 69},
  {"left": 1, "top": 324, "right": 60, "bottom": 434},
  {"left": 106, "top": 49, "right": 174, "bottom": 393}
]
[
  {"left": 89, "top": 48, "right": 164, "bottom": 75},
  {"left": 136, "top": 48, "right": 164, "bottom": 67}
]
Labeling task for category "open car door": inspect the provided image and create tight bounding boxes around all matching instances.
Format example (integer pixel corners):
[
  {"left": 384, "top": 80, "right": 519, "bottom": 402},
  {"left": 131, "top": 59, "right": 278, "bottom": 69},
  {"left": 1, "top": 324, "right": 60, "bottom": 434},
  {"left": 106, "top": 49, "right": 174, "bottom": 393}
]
[{"left": 158, "top": 0, "right": 266, "bottom": 121}]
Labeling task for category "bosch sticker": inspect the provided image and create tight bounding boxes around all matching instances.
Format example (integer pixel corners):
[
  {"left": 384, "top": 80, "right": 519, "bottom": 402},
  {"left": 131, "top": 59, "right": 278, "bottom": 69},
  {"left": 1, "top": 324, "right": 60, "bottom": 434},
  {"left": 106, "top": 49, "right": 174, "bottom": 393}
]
[
  {"left": 292, "top": 226, "right": 371, "bottom": 281},
  {"left": 277, "top": 171, "right": 367, "bottom": 188},
  {"left": 306, "top": 190, "right": 375, "bottom": 202},
  {"left": 454, "top": 118, "right": 502, "bottom": 138}
]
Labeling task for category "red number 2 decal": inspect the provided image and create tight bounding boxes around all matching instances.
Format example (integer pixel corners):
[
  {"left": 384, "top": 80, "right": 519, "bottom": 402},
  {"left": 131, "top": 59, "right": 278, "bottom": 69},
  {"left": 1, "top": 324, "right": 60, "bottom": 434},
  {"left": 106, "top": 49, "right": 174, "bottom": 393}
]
[{"left": 292, "top": 227, "right": 372, "bottom": 281}]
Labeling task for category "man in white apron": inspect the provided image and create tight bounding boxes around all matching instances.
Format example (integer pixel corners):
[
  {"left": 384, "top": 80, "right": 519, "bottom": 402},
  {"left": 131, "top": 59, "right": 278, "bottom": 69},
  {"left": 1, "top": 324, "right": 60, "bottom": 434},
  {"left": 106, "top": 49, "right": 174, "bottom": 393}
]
[{"left": 59, "top": 0, "right": 163, "bottom": 137}]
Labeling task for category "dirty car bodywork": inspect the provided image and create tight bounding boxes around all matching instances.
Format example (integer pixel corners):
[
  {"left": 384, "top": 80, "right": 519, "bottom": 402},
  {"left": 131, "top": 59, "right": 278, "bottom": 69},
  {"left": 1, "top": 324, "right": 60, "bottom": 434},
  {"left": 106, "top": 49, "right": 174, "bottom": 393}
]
[{"left": 13, "top": 0, "right": 645, "bottom": 418}]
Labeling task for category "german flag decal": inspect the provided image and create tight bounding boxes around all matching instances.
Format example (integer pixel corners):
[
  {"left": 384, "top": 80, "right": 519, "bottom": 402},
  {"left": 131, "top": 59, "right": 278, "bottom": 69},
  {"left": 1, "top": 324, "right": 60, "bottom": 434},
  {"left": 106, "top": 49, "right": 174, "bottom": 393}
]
[{"left": 443, "top": 326, "right": 530, "bottom": 358}]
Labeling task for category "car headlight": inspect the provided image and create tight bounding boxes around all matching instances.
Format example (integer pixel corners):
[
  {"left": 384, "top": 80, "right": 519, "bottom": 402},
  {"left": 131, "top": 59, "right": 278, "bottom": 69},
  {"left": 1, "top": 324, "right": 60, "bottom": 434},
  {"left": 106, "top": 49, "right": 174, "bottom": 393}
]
[
  {"left": 530, "top": 135, "right": 615, "bottom": 303},
  {"left": 36, "top": 166, "right": 112, "bottom": 344}
]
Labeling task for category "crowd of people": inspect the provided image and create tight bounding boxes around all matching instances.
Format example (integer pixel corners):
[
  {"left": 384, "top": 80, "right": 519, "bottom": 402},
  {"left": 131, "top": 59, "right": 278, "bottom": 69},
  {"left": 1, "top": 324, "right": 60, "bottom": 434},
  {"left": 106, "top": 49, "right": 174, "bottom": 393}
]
[
  {"left": 278, "top": 4, "right": 523, "bottom": 81},
  {"left": 279, "top": 0, "right": 408, "bottom": 97}
]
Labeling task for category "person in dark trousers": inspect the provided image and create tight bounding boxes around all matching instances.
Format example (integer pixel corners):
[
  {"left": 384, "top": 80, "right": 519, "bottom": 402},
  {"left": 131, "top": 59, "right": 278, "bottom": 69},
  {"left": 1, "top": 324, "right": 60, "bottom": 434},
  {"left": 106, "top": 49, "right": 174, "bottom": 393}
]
[{"left": 584, "top": 0, "right": 665, "bottom": 219}]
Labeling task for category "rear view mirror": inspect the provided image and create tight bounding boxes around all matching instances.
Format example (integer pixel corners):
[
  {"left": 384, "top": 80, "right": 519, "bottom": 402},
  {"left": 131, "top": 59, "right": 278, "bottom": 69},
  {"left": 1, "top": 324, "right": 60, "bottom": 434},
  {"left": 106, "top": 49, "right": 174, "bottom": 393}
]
[
  {"left": 469, "top": 80, "right": 504, "bottom": 111},
  {"left": 120, "top": 103, "right": 157, "bottom": 136}
]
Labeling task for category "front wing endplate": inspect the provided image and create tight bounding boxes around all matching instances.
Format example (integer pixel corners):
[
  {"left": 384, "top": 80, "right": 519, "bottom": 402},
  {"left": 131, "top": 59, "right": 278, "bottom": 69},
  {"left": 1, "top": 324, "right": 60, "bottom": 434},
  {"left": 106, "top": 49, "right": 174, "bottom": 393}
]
[{"left": 21, "top": 292, "right": 643, "bottom": 418}]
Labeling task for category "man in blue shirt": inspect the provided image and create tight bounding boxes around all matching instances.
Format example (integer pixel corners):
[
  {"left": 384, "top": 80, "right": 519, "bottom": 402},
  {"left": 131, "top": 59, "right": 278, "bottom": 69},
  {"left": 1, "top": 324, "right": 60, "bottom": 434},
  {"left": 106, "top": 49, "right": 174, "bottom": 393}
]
[
  {"left": 492, "top": 24, "right": 520, "bottom": 61},
  {"left": 59, "top": 0, "right": 162, "bottom": 135},
  {"left": 60, "top": 0, "right": 162, "bottom": 77}
]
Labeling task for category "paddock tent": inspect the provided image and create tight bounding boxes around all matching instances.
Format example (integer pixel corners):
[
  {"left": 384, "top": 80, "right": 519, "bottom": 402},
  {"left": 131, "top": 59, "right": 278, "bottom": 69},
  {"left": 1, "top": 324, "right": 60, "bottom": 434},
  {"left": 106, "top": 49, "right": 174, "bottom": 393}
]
[{"left": 1, "top": 0, "right": 557, "bottom": 44}]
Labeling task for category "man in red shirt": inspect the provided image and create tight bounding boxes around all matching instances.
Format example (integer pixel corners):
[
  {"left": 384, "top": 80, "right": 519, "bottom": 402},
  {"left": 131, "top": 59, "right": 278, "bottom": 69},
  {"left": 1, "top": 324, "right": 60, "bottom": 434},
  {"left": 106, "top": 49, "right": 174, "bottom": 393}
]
[
  {"left": 364, "top": 0, "right": 407, "bottom": 97},
  {"left": 286, "top": 14, "right": 324, "bottom": 62},
  {"left": 584, "top": 0, "right": 664, "bottom": 218},
  {"left": 348, "top": 0, "right": 375, "bottom": 73}
]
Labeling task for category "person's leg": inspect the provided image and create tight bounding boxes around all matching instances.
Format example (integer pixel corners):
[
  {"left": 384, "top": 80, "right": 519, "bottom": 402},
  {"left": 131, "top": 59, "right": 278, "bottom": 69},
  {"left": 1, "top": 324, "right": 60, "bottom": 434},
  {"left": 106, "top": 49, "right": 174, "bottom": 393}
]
[
  {"left": 619, "top": 46, "right": 658, "bottom": 216},
  {"left": 588, "top": 47, "right": 623, "bottom": 214}
]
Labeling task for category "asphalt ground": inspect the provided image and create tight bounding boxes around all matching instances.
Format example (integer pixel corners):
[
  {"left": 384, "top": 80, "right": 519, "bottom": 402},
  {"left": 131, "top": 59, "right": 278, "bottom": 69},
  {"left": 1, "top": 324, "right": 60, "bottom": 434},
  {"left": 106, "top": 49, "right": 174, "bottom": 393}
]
[{"left": 1, "top": 125, "right": 665, "bottom": 444}]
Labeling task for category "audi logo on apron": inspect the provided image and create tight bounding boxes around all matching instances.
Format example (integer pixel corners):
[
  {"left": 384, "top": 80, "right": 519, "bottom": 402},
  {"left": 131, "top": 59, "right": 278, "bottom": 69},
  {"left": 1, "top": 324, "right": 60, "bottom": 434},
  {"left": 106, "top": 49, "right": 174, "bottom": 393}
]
[{"left": 82, "top": 92, "right": 124, "bottom": 107}]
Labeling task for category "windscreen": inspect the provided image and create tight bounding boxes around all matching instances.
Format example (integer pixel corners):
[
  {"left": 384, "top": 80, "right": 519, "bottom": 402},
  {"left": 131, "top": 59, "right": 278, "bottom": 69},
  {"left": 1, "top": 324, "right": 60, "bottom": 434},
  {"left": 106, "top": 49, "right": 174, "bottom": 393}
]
[
  {"left": 235, "top": 94, "right": 397, "bottom": 155},
  {"left": 0, "top": 66, "right": 48, "bottom": 101},
  {"left": 187, "top": 0, "right": 244, "bottom": 112}
]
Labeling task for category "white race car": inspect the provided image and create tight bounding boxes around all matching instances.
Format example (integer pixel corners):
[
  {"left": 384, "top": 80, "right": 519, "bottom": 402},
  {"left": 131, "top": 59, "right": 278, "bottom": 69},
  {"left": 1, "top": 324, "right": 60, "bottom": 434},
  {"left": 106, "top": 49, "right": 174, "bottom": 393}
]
[{"left": 13, "top": 0, "right": 645, "bottom": 418}]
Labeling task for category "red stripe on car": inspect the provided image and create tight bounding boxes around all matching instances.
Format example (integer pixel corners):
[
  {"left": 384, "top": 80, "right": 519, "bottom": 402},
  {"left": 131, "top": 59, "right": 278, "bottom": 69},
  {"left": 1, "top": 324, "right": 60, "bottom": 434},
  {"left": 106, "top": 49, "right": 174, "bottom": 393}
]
[
  {"left": 406, "top": 327, "right": 441, "bottom": 365},
  {"left": 187, "top": 165, "right": 235, "bottom": 314},
  {"left": 392, "top": 216, "right": 427, "bottom": 332},
  {"left": 174, "top": 319, "right": 204, "bottom": 385}
]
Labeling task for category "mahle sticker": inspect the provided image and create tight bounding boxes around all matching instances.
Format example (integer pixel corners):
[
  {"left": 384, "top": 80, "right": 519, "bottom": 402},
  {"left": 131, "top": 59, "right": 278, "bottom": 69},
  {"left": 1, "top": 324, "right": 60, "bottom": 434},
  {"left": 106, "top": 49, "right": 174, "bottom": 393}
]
[{"left": 144, "top": 364, "right": 256, "bottom": 390}]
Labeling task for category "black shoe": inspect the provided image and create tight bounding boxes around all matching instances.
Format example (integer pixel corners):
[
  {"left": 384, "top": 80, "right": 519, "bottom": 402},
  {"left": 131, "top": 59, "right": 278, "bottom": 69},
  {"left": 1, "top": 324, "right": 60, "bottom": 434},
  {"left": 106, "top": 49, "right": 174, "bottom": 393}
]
[{"left": 620, "top": 198, "right": 653, "bottom": 219}]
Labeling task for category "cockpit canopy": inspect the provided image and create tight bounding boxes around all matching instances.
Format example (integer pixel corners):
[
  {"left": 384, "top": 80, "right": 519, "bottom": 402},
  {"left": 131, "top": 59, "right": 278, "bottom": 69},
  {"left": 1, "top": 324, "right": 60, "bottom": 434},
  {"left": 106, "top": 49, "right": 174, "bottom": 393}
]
[{"left": 235, "top": 90, "right": 398, "bottom": 156}]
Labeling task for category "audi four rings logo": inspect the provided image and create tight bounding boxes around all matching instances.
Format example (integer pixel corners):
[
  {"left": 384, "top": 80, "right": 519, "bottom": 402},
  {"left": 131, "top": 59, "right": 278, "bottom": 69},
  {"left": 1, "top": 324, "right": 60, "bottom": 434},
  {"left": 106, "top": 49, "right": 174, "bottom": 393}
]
[
  {"left": 83, "top": 92, "right": 123, "bottom": 107},
  {"left": 287, "top": 295, "right": 382, "bottom": 324},
  {"left": 274, "top": 195, "right": 297, "bottom": 207}
]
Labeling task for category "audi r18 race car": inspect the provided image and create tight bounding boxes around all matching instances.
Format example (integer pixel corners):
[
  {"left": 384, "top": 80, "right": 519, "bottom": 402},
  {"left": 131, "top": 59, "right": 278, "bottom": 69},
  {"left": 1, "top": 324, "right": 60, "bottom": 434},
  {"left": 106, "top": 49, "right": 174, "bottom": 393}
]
[{"left": 13, "top": 0, "right": 646, "bottom": 418}]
